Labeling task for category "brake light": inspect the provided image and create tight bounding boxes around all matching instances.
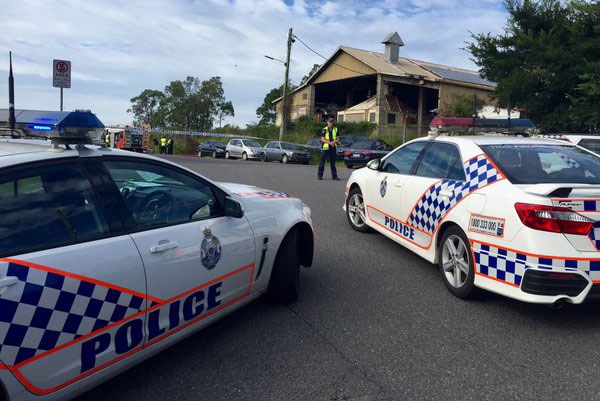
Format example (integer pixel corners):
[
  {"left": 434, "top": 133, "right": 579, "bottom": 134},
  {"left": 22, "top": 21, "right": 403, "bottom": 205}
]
[
  {"left": 362, "top": 152, "right": 373, "bottom": 157},
  {"left": 514, "top": 203, "right": 594, "bottom": 235},
  {"left": 344, "top": 151, "right": 351, "bottom": 157}
]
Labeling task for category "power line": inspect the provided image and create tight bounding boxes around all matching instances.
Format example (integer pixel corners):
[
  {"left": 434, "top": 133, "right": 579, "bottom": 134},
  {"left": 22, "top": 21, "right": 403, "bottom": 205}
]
[{"left": 293, "top": 34, "right": 369, "bottom": 77}]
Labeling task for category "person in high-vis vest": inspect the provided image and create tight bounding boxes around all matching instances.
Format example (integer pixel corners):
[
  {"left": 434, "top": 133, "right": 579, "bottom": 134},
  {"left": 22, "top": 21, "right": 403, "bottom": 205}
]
[
  {"left": 160, "top": 136, "right": 167, "bottom": 154},
  {"left": 104, "top": 133, "right": 111, "bottom": 147},
  {"left": 318, "top": 118, "right": 340, "bottom": 180}
]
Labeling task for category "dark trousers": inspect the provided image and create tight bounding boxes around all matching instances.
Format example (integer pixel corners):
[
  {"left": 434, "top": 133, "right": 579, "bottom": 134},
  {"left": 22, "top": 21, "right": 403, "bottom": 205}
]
[{"left": 318, "top": 148, "right": 338, "bottom": 178}]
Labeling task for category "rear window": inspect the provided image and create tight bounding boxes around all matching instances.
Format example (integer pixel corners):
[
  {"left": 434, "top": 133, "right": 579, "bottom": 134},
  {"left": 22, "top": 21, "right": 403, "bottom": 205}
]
[
  {"left": 481, "top": 144, "right": 600, "bottom": 184},
  {"left": 350, "top": 141, "right": 374, "bottom": 149},
  {"left": 577, "top": 138, "right": 600, "bottom": 154}
]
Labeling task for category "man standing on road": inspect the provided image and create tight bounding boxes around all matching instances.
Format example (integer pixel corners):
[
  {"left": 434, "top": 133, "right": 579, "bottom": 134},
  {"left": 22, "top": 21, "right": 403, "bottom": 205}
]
[
  {"left": 160, "top": 136, "right": 167, "bottom": 154},
  {"left": 167, "top": 137, "right": 174, "bottom": 154},
  {"left": 318, "top": 118, "right": 340, "bottom": 180}
]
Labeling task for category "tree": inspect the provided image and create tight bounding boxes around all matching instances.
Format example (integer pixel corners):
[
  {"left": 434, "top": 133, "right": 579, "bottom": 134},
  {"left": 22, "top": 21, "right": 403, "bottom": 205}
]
[
  {"left": 256, "top": 81, "right": 297, "bottom": 125},
  {"left": 300, "top": 63, "right": 320, "bottom": 85},
  {"left": 256, "top": 86, "right": 283, "bottom": 125},
  {"left": 440, "top": 93, "right": 486, "bottom": 118},
  {"left": 467, "top": 0, "right": 600, "bottom": 132},
  {"left": 128, "top": 89, "right": 164, "bottom": 127},
  {"left": 156, "top": 76, "right": 233, "bottom": 130}
]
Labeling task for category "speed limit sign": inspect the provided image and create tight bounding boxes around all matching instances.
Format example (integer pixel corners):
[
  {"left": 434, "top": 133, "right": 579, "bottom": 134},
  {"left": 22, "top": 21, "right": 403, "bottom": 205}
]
[{"left": 53, "top": 59, "right": 71, "bottom": 88}]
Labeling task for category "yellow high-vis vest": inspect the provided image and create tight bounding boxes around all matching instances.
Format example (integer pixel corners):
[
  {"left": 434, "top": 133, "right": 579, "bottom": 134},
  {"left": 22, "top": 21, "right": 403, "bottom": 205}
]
[{"left": 322, "top": 127, "right": 337, "bottom": 150}]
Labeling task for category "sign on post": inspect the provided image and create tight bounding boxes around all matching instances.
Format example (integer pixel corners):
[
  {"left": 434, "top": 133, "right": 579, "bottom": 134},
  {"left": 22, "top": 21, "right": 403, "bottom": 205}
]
[{"left": 53, "top": 59, "right": 71, "bottom": 88}]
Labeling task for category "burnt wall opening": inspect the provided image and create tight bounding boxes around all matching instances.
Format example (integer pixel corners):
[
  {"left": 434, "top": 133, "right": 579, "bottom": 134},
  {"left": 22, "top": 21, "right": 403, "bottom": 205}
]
[{"left": 314, "top": 75, "right": 377, "bottom": 119}]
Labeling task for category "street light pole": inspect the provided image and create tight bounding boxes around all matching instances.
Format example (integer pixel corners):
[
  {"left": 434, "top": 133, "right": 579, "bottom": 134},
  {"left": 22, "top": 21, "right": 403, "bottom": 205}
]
[{"left": 279, "top": 28, "right": 293, "bottom": 141}]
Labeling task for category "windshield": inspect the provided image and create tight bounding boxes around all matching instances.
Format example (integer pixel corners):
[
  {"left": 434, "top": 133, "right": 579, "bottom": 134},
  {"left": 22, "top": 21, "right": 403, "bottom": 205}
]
[
  {"left": 481, "top": 144, "right": 600, "bottom": 184},
  {"left": 243, "top": 140, "right": 261, "bottom": 148},
  {"left": 282, "top": 142, "right": 301, "bottom": 150},
  {"left": 350, "top": 141, "right": 374, "bottom": 149}
]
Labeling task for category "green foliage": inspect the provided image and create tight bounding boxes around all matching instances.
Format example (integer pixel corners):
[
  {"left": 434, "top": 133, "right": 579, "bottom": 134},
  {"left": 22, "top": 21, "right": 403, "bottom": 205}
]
[
  {"left": 130, "top": 76, "right": 234, "bottom": 131},
  {"left": 300, "top": 64, "right": 320, "bottom": 85},
  {"left": 467, "top": 0, "right": 600, "bottom": 132},
  {"left": 128, "top": 90, "right": 164, "bottom": 127},
  {"left": 442, "top": 93, "right": 486, "bottom": 118},
  {"left": 256, "top": 86, "right": 283, "bottom": 125}
]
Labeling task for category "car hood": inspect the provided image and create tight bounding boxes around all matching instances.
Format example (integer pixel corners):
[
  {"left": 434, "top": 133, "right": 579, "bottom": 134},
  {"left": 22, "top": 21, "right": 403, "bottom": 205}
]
[{"left": 220, "top": 182, "right": 296, "bottom": 202}]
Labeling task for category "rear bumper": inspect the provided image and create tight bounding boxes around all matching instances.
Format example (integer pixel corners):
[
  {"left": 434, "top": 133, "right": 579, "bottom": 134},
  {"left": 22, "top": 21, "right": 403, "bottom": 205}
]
[{"left": 472, "top": 241, "right": 600, "bottom": 304}]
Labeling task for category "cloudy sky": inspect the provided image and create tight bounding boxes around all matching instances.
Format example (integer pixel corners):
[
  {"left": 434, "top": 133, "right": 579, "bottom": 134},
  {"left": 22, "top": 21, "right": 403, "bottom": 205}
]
[{"left": 0, "top": 0, "right": 508, "bottom": 127}]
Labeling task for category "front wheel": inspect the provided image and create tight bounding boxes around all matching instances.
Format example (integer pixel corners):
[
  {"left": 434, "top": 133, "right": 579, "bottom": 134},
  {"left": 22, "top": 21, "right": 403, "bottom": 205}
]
[
  {"left": 242, "top": 152, "right": 248, "bottom": 161},
  {"left": 282, "top": 154, "right": 289, "bottom": 164},
  {"left": 260, "top": 153, "right": 267, "bottom": 162},
  {"left": 267, "top": 229, "right": 300, "bottom": 303},
  {"left": 346, "top": 187, "right": 371, "bottom": 233},
  {"left": 225, "top": 151, "right": 230, "bottom": 160},
  {"left": 212, "top": 150, "right": 217, "bottom": 158},
  {"left": 438, "top": 227, "right": 476, "bottom": 299}
]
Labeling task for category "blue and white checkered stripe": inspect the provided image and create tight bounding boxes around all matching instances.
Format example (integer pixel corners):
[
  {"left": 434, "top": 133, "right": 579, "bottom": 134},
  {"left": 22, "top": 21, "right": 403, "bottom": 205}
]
[
  {"left": 588, "top": 222, "right": 600, "bottom": 250},
  {"left": 256, "top": 191, "right": 289, "bottom": 198},
  {"left": 473, "top": 242, "right": 600, "bottom": 286},
  {"left": 408, "top": 155, "right": 503, "bottom": 234},
  {"left": 0, "top": 261, "right": 145, "bottom": 366},
  {"left": 557, "top": 153, "right": 580, "bottom": 168}
]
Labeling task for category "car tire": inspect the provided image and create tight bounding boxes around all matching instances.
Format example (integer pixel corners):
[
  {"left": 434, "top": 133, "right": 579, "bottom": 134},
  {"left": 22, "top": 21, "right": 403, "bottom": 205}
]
[
  {"left": 242, "top": 152, "right": 248, "bottom": 161},
  {"left": 346, "top": 164, "right": 353, "bottom": 169},
  {"left": 302, "top": 161, "right": 309, "bottom": 165},
  {"left": 282, "top": 154, "right": 289, "bottom": 164},
  {"left": 198, "top": 151, "right": 202, "bottom": 158},
  {"left": 346, "top": 187, "right": 371, "bottom": 233},
  {"left": 225, "top": 151, "right": 230, "bottom": 159},
  {"left": 438, "top": 226, "right": 477, "bottom": 299},
  {"left": 212, "top": 150, "right": 217, "bottom": 158},
  {"left": 260, "top": 153, "right": 267, "bottom": 162},
  {"left": 267, "top": 229, "right": 300, "bottom": 303}
]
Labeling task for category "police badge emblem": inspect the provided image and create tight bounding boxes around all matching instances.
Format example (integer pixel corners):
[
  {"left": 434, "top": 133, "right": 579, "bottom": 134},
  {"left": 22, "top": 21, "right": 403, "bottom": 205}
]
[
  {"left": 380, "top": 176, "right": 387, "bottom": 198},
  {"left": 200, "top": 228, "right": 222, "bottom": 269}
]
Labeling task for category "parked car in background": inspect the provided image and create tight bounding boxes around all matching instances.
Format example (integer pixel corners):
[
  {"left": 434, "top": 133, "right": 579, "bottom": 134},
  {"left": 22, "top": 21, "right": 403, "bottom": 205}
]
[
  {"left": 197, "top": 141, "right": 226, "bottom": 158},
  {"left": 264, "top": 141, "right": 311, "bottom": 164},
  {"left": 344, "top": 139, "right": 393, "bottom": 169},
  {"left": 225, "top": 138, "right": 266, "bottom": 161},
  {"left": 339, "top": 135, "right": 369, "bottom": 147}
]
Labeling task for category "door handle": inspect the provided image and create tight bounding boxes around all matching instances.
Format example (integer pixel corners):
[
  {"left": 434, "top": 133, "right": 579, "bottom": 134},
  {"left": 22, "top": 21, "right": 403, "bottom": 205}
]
[
  {"left": 393, "top": 181, "right": 403, "bottom": 188},
  {"left": 440, "top": 190, "right": 453, "bottom": 198},
  {"left": 0, "top": 276, "right": 18, "bottom": 288},
  {"left": 150, "top": 241, "right": 178, "bottom": 253}
]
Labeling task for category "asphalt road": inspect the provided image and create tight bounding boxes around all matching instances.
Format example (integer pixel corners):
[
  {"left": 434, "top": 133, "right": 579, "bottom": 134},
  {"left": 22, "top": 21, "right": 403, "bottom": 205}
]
[{"left": 77, "top": 155, "right": 600, "bottom": 401}]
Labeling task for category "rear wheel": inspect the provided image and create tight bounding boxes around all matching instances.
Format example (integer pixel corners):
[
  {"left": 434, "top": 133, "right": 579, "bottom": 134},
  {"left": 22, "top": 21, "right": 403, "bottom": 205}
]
[
  {"left": 346, "top": 187, "right": 371, "bottom": 233},
  {"left": 438, "top": 227, "right": 476, "bottom": 299},
  {"left": 267, "top": 229, "right": 300, "bottom": 303},
  {"left": 242, "top": 152, "right": 248, "bottom": 161}
]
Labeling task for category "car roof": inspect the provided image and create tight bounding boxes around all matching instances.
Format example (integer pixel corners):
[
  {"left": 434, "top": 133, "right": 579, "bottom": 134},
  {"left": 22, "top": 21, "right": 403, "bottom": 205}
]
[{"left": 424, "top": 135, "right": 576, "bottom": 147}]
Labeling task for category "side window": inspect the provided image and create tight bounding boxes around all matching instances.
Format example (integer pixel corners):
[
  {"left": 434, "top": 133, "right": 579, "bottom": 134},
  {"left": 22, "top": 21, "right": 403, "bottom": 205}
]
[
  {"left": 0, "top": 162, "right": 109, "bottom": 257},
  {"left": 104, "top": 160, "right": 221, "bottom": 229},
  {"left": 415, "top": 143, "right": 466, "bottom": 180},
  {"left": 381, "top": 141, "right": 428, "bottom": 174}
]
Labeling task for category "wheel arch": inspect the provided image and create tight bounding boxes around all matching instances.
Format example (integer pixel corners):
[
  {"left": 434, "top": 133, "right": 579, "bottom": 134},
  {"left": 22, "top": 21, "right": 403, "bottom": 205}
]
[
  {"left": 434, "top": 221, "right": 464, "bottom": 263},
  {"left": 291, "top": 222, "right": 314, "bottom": 267}
]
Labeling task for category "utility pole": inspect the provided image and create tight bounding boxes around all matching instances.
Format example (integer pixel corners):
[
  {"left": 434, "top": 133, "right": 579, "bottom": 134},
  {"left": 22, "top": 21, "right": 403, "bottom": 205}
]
[
  {"left": 8, "top": 52, "right": 15, "bottom": 131},
  {"left": 279, "top": 28, "right": 293, "bottom": 141}
]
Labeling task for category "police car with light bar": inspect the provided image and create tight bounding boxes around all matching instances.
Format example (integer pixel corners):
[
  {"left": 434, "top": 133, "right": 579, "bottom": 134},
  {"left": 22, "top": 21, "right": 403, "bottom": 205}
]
[
  {"left": 344, "top": 135, "right": 600, "bottom": 306},
  {"left": 0, "top": 109, "right": 313, "bottom": 401}
]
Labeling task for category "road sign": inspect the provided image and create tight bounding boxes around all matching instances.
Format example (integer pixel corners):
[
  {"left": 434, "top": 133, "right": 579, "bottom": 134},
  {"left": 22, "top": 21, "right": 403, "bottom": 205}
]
[{"left": 53, "top": 59, "right": 71, "bottom": 88}]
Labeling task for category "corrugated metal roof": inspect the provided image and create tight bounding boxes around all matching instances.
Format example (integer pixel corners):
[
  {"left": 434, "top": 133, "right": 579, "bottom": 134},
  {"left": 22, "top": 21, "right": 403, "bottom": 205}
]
[{"left": 341, "top": 47, "right": 439, "bottom": 81}]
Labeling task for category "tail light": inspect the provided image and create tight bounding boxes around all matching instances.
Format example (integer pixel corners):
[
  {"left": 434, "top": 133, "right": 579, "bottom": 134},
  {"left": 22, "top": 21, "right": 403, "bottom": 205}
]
[
  {"left": 344, "top": 151, "right": 350, "bottom": 157},
  {"left": 362, "top": 152, "right": 374, "bottom": 157},
  {"left": 514, "top": 203, "right": 594, "bottom": 235}
]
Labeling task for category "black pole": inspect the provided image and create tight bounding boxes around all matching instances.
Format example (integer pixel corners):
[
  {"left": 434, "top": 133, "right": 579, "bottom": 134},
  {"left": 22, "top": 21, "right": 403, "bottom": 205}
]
[
  {"left": 8, "top": 51, "right": 15, "bottom": 130},
  {"left": 471, "top": 91, "right": 477, "bottom": 128},
  {"left": 507, "top": 95, "right": 511, "bottom": 131}
]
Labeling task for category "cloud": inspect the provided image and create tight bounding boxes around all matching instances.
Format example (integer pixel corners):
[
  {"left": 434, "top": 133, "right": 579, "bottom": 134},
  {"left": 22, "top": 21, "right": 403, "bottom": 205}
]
[{"left": 0, "top": 0, "right": 507, "bottom": 126}]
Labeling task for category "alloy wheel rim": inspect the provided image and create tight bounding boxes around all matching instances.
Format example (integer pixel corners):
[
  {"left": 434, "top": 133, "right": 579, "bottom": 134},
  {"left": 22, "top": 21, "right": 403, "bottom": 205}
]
[
  {"left": 348, "top": 193, "right": 366, "bottom": 227},
  {"left": 441, "top": 235, "right": 470, "bottom": 288}
]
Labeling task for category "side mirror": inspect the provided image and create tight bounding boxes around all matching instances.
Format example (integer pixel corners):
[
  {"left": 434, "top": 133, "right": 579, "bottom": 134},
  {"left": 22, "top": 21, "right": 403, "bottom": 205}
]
[
  {"left": 367, "top": 159, "right": 380, "bottom": 170},
  {"left": 224, "top": 197, "right": 244, "bottom": 218}
]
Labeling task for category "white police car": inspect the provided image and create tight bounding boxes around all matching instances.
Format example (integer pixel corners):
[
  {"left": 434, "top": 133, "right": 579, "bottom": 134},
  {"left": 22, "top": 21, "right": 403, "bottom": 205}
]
[
  {"left": 0, "top": 119, "right": 313, "bottom": 400},
  {"left": 344, "top": 135, "right": 600, "bottom": 306}
]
